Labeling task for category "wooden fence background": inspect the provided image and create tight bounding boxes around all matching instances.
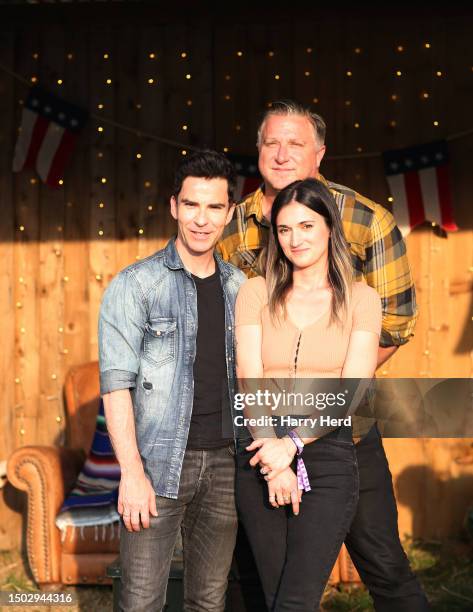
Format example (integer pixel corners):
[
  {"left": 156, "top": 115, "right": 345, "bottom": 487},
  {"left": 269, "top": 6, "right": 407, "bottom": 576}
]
[{"left": 0, "top": 5, "right": 472, "bottom": 548}]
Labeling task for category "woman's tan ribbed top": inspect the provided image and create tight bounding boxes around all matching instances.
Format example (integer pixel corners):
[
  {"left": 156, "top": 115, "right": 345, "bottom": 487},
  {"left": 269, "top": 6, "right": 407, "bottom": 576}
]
[{"left": 235, "top": 276, "right": 382, "bottom": 378}]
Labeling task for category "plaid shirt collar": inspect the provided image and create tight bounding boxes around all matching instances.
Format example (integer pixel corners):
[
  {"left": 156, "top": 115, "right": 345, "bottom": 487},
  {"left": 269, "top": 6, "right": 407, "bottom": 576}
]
[{"left": 244, "top": 174, "right": 330, "bottom": 223}]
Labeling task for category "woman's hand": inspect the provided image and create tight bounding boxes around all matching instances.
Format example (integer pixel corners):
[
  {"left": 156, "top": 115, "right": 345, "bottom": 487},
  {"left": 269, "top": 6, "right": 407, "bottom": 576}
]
[
  {"left": 247, "top": 437, "right": 297, "bottom": 479},
  {"left": 267, "top": 467, "right": 302, "bottom": 515}
]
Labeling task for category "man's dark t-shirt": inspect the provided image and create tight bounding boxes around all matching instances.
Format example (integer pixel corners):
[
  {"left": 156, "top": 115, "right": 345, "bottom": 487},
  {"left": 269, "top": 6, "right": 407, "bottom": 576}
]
[{"left": 186, "top": 269, "right": 233, "bottom": 450}]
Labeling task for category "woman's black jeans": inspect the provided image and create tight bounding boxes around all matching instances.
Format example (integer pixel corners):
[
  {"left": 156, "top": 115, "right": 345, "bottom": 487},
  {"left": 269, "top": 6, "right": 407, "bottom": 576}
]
[{"left": 236, "top": 427, "right": 359, "bottom": 612}]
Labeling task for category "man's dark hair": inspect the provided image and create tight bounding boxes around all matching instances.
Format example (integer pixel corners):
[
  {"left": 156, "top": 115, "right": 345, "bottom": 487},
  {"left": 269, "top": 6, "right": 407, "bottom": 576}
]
[{"left": 173, "top": 149, "right": 237, "bottom": 203}]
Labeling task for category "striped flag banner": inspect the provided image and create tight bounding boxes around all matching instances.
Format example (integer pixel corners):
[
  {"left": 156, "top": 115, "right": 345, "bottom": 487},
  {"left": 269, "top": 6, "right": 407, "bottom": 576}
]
[
  {"left": 13, "top": 86, "right": 88, "bottom": 188},
  {"left": 227, "top": 153, "right": 261, "bottom": 202},
  {"left": 383, "top": 140, "right": 458, "bottom": 237}
]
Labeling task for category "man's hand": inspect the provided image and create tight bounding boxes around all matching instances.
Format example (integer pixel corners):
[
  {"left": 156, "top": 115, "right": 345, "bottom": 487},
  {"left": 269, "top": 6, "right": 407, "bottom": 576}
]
[
  {"left": 247, "top": 437, "right": 297, "bottom": 479},
  {"left": 267, "top": 467, "right": 302, "bottom": 515},
  {"left": 118, "top": 468, "right": 158, "bottom": 532}
]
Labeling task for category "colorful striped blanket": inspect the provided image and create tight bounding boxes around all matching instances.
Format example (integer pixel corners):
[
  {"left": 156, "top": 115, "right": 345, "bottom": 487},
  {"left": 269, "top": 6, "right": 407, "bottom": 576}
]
[{"left": 55, "top": 400, "right": 121, "bottom": 532}]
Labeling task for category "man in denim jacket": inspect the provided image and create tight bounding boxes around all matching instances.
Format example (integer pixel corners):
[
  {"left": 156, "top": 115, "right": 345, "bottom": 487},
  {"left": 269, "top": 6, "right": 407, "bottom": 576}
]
[{"left": 99, "top": 150, "right": 246, "bottom": 612}]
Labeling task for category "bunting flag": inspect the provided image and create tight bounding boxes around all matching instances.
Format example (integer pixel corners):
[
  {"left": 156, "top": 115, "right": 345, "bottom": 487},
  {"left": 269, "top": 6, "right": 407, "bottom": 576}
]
[
  {"left": 228, "top": 153, "right": 261, "bottom": 202},
  {"left": 383, "top": 140, "right": 458, "bottom": 236},
  {"left": 13, "top": 86, "right": 88, "bottom": 188}
]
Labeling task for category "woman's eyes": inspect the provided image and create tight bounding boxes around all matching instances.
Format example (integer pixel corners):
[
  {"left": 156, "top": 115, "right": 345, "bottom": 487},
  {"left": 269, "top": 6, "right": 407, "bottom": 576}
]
[{"left": 303, "top": 223, "right": 314, "bottom": 229}]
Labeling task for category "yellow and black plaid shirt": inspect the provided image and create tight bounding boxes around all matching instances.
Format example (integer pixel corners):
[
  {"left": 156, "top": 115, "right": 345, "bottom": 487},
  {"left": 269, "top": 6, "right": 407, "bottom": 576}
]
[{"left": 218, "top": 175, "right": 418, "bottom": 347}]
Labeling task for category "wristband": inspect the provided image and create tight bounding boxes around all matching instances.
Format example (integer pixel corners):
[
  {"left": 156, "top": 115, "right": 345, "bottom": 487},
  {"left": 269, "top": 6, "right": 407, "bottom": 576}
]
[{"left": 287, "top": 431, "right": 311, "bottom": 492}]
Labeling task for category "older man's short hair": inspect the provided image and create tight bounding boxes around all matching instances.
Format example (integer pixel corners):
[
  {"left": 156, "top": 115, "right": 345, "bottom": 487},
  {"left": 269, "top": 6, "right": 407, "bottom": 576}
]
[{"left": 257, "top": 100, "right": 326, "bottom": 147}]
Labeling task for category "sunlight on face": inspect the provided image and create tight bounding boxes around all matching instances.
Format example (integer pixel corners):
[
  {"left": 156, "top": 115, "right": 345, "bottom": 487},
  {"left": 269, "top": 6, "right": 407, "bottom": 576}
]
[
  {"left": 258, "top": 115, "right": 326, "bottom": 197},
  {"left": 170, "top": 176, "right": 234, "bottom": 257},
  {"left": 276, "top": 201, "right": 330, "bottom": 271}
]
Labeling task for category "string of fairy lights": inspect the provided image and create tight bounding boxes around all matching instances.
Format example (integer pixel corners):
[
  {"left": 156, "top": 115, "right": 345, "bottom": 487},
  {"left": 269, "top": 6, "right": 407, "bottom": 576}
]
[{"left": 3, "top": 40, "right": 472, "bottom": 439}]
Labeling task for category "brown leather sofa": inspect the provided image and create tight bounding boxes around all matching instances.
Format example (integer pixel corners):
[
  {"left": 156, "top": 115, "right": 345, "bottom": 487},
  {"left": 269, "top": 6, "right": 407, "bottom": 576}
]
[
  {"left": 7, "top": 361, "right": 118, "bottom": 587},
  {"left": 7, "top": 361, "right": 360, "bottom": 589}
]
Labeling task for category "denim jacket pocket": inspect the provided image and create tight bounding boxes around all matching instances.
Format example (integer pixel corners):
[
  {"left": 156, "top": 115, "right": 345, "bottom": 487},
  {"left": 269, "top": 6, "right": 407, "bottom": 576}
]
[{"left": 143, "top": 317, "right": 177, "bottom": 366}]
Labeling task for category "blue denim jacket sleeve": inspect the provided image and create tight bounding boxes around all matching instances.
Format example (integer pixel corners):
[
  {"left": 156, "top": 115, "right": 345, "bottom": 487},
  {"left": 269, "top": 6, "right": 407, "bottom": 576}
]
[{"left": 98, "top": 268, "right": 148, "bottom": 395}]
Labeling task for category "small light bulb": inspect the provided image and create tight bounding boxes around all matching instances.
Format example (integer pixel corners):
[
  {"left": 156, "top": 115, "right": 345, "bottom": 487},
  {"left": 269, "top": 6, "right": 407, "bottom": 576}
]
[
  {"left": 136, "top": 153, "right": 142, "bottom": 159},
  {"left": 31, "top": 76, "right": 38, "bottom": 83},
  {"left": 223, "top": 147, "right": 229, "bottom": 153},
  {"left": 397, "top": 45, "right": 404, "bottom": 52},
  {"left": 15, "top": 378, "right": 20, "bottom": 384},
  {"left": 138, "top": 228, "right": 144, "bottom": 235},
  {"left": 57, "top": 79, "right": 63, "bottom": 85},
  {"left": 354, "top": 122, "right": 360, "bottom": 128},
  {"left": 346, "top": 70, "right": 352, "bottom": 77},
  {"left": 425, "top": 42, "right": 431, "bottom": 49},
  {"left": 96, "top": 274, "right": 102, "bottom": 281},
  {"left": 148, "top": 78, "right": 154, "bottom": 84},
  {"left": 149, "top": 52, "right": 156, "bottom": 59},
  {"left": 148, "top": 205, "right": 153, "bottom": 211},
  {"left": 274, "top": 74, "right": 280, "bottom": 80},
  {"left": 181, "top": 52, "right": 187, "bottom": 58},
  {"left": 182, "top": 150, "right": 187, "bottom": 156},
  {"left": 237, "top": 51, "right": 243, "bottom": 57},
  {"left": 185, "top": 74, "right": 191, "bottom": 80},
  {"left": 97, "top": 103, "right": 104, "bottom": 109},
  {"left": 396, "top": 70, "right": 402, "bottom": 76},
  {"left": 182, "top": 125, "right": 188, "bottom": 131},
  {"left": 354, "top": 47, "right": 361, "bottom": 54},
  {"left": 98, "top": 202, "right": 105, "bottom": 208},
  {"left": 103, "top": 53, "right": 109, "bottom": 59},
  {"left": 268, "top": 51, "right": 274, "bottom": 57},
  {"left": 388, "top": 196, "right": 394, "bottom": 202},
  {"left": 98, "top": 229, "right": 104, "bottom": 236},
  {"left": 106, "top": 78, "right": 112, "bottom": 85},
  {"left": 19, "top": 225, "right": 25, "bottom": 232},
  {"left": 51, "top": 374, "right": 57, "bottom": 380},
  {"left": 97, "top": 126, "right": 104, "bottom": 132},
  {"left": 56, "top": 416, "right": 62, "bottom": 423},
  {"left": 436, "top": 71, "right": 442, "bottom": 77},
  {"left": 58, "top": 179, "right": 64, "bottom": 186},
  {"left": 144, "top": 181, "right": 151, "bottom": 188},
  {"left": 187, "top": 99, "right": 192, "bottom": 106},
  {"left": 433, "top": 120, "right": 439, "bottom": 126},
  {"left": 304, "top": 71, "right": 310, "bottom": 77},
  {"left": 306, "top": 48, "right": 312, "bottom": 53},
  {"left": 312, "top": 97, "right": 319, "bottom": 104},
  {"left": 101, "top": 177, "right": 107, "bottom": 184},
  {"left": 391, "top": 94, "right": 398, "bottom": 101}
]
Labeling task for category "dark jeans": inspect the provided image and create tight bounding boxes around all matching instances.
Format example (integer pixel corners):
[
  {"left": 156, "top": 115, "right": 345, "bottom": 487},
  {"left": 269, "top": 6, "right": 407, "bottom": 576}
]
[
  {"left": 119, "top": 445, "right": 238, "bottom": 612},
  {"left": 344, "top": 425, "right": 430, "bottom": 611},
  {"left": 236, "top": 427, "right": 359, "bottom": 611},
  {"left": 235, "top": 424, "right": 430, "bottom": 611}
]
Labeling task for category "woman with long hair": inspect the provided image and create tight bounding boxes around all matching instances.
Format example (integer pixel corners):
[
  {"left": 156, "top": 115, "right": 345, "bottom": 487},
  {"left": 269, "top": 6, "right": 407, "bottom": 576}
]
[{"left": 234, "top": 178, "right": 381, "bottom": 611}]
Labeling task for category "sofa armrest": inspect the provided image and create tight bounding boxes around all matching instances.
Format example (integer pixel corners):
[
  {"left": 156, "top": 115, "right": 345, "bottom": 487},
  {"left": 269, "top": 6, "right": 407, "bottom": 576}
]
[{"left": 7, "top": 446, "right": 85, "bottom": 585}]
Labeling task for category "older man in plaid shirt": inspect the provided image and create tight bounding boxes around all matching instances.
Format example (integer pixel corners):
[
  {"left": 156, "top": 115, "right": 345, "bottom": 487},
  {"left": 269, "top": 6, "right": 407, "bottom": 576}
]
[{"left": 218, "top": 100, "right": 430, "bottom": 611}]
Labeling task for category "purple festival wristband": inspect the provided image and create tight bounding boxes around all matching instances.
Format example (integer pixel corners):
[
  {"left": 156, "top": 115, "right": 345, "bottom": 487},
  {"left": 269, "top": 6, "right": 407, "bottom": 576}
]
[{"left": 287, "top": 431, "right": 311, "bottom": 493}]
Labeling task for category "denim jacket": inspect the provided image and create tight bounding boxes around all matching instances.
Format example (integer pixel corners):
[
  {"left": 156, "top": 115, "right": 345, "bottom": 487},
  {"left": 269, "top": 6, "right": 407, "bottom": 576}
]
[{"left": 98, "top": 238, "right": 246, "bottom": 499}]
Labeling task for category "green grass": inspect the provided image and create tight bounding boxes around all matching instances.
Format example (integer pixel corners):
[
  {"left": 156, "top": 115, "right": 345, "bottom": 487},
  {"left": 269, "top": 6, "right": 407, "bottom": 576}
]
[{"left": 0, "top": 540, "right": 472, "bottom": 611}]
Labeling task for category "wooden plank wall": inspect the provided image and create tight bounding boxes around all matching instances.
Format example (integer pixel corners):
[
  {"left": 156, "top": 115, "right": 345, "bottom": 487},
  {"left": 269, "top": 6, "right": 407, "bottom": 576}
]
[{"left": 0, "top": 8, "right": 472, "bottom": 547}]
